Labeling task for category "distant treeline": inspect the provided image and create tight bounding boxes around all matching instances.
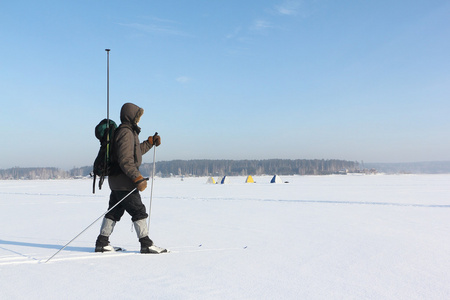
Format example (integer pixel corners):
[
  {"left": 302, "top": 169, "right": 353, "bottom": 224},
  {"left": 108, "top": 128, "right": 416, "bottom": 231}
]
[
  {"left": 365, "top": 161, "right": 450, "bottom": 174},
  {"left": 140, "top": 159, "right": 359, "bottom": 177},
  {"left": 0, "top": 159, "right": 359, "bottom": 179},
  {"left": 0, "top": 167, "right": 68, "bottom": 180},
  {"left": 3, "top": 160, "right": 450, "bottom": 179}
]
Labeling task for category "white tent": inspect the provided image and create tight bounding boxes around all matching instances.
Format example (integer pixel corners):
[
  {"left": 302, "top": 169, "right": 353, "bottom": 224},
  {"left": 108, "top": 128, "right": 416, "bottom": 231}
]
[
  {"left": 206, "top": 177, "right": 216, "bottom": 184},
  {"left": 270, "top": 175, "right": 283, "bottom": 184},
  {"left": 221, "top": 176, "right": 230, "bottom": 184}
]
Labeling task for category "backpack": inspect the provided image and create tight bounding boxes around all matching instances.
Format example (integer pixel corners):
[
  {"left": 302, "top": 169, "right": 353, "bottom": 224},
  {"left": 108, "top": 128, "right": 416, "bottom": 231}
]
[{"left": 92, "top": 118, "right": 118, "bottom": 193}]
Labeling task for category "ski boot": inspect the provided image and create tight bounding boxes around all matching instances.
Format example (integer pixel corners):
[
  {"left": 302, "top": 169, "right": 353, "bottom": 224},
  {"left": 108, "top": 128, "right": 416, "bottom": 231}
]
[
  {"left": 139, "top": 236, "right": 167, "bottom": 254},
  {"left": 95, "top": 235, "right": 116, "bottom": 252}
]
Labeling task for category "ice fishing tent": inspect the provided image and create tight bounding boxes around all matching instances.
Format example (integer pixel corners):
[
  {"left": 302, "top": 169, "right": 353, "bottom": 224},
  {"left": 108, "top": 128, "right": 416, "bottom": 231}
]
[
  {"left": 221, "top": 176, "right": 230, "bottom": 184},
  {"left": 245, "top": 175, "right": 255, "bottom": 183},
  {"left": 270, "top": 175, "right": 283, "bottom": 183},
  {"left": 206, "top": 177, "right": 216, "bottom": 184}
]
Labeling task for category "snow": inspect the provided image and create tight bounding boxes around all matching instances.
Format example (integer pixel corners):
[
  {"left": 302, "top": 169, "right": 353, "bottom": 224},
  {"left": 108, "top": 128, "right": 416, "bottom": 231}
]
[{"left": 1, "top": 174, "right": 450, "bottom": 299}]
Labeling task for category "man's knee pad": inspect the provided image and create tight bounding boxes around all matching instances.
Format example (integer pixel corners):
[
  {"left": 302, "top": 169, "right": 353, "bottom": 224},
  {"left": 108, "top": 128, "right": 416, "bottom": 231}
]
[
  {"left": 133, "top": 219, "right": 149, "bottom": 239},
  {"left": 100, "top": 217, "right": 116, "bottom": 237}
]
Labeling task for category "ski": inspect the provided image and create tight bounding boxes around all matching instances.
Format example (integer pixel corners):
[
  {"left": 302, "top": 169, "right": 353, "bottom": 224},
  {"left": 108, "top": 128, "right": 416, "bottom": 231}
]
[{"left": 97, "top": 246, "right": 170, "bottom": 254}]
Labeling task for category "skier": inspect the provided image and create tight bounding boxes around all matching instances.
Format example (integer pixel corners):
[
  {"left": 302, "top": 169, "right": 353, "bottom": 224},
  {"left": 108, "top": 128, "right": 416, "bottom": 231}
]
[{"left": 95, "top": 102, "right": 167, "bottom": 254}]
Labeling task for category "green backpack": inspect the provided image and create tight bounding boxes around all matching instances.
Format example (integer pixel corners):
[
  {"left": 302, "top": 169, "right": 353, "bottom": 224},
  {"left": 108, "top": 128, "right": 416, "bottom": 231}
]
[{"left": 92, "top": 119, "right": 118, "bottom": 193}]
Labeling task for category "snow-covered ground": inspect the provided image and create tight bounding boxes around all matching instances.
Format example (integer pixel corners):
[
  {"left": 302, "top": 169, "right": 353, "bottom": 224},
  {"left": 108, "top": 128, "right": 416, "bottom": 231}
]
[{"left": 1, "top": 174, "right": 450, "bottom": 299}]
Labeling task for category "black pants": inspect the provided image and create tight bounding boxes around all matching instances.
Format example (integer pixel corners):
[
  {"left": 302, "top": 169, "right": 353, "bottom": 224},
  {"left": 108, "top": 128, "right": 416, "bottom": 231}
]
[{"left": 105, "top": 190, "right": 148, "bottom": 222}]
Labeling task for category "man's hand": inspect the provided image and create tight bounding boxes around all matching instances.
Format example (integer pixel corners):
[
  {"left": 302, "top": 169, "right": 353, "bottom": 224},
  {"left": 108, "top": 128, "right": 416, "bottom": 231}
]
[
  {"left": 148, "top": 134, "right": 161, "bottom": 147},
  {"left": 134, "top": 176, "right": 148, "bottom": 192}
]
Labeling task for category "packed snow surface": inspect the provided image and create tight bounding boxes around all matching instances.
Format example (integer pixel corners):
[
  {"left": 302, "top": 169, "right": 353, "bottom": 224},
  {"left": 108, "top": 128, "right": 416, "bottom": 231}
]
[{"left": 1, "top": 175, "right": 450, "bottom": 299}]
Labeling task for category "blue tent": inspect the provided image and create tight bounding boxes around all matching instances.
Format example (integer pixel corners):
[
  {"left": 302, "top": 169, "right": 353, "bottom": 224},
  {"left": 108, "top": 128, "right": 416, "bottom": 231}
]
[
  {"left": 221, "top": 176, "right": 230, "bottom": 184},
  {"left": 270, "top": 175, "right": 282, "bottom": 183}
]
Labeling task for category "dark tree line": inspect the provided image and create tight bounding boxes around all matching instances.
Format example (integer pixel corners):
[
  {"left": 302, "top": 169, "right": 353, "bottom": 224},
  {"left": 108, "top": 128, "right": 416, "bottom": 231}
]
[
  {"left": 0, "top": 167, "right": 68, "bottom": 180},
  {"left": 140, "top": 159, "right": 359, "bottom": 177},
  {"left": 0, "top": 159, "right": 359, "bottom": 179},
  {"left": 5, "top": 160, "right": 450, "bottom": 179}
]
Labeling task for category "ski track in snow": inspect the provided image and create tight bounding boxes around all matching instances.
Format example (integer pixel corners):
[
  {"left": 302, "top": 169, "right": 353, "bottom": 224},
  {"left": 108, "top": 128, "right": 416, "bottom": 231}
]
[
  {"left": 0, "top": 245, "right": 247, "bottom": 265},
  {"left": 156, "top": 195, "right": 450, "bottom": 208},
  {"left": 1, "top": 175, "right": 450, "bottom": 299},
  {"left": 0, "top": 192, "right": 103, "bottom": 197}
]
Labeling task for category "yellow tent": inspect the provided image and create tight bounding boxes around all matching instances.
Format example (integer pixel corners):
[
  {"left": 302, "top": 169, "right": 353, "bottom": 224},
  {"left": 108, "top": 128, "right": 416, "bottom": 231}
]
[
  {"left": 245, "top": 175, "right": 255, "bottom": 183},
  {"left": 206, "top": 177, "right": 216, "bottom": 184}
]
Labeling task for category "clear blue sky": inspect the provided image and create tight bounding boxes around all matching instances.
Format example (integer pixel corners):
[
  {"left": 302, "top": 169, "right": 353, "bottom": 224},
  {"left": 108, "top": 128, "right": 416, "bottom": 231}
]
[{"left": 1, "top": 0, "right": 449, "bottom": 169}]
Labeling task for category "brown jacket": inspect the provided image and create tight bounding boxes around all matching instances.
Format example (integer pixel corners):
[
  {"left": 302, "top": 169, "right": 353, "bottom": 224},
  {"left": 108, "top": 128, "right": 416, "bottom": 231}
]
[{"left": 108, "top": 103, "right": 152, "bottom": 191}]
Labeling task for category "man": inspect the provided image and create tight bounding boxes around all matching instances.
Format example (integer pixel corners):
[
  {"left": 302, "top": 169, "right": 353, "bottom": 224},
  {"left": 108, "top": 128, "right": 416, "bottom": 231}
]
[{"left": 95, "top": 102, "right": 167, "bottom": 254}]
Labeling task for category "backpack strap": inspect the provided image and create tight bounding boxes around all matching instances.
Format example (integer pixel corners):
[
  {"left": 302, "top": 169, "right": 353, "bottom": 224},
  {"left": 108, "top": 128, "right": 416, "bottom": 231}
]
[
  {"left": 92, "top": 174, "right": 97, "bottom": 194},
  {"left": 98, "top": 174, "right": 105, "bottom": 191}
]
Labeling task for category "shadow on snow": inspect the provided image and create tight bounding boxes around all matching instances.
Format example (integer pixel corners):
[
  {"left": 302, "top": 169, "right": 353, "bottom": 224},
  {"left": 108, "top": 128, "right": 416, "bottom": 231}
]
[{"left": 0, "top": 239, "right": 92, "bottom": 253}]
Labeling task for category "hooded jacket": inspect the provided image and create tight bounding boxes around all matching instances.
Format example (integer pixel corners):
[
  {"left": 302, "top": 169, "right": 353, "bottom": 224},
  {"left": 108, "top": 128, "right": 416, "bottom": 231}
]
[{"left": 108, "top": 103, "right": 153, "bottom": 191}]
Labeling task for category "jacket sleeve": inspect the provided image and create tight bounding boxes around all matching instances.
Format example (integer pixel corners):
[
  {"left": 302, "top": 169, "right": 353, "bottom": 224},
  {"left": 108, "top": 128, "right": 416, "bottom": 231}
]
[
  {"left": 115, "top": 128, "right": 141, "bottom": 181},
  {"left": 140, "top": 140, "right": 153, "bottom": 155}
]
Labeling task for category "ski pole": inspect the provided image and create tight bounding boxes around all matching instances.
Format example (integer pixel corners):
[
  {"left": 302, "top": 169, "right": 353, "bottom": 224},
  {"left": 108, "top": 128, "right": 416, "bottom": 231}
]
[
  {"left": 147, "top": 132, "right": 158, "bottom": 230},
  {"left": 45, "top": 183, "right": 146, "bottom": 263}
]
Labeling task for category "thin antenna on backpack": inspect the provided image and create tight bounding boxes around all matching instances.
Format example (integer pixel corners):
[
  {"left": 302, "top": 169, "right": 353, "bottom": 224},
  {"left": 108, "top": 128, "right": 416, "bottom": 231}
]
[
  {"left": 106, "top": 49, "right": 110, "bottom": 124},
  {"left": 92, "top": 49, "right": 113, "bottom": 194},
  {"left": 105, "top": 49, "right": 111, "bottom": 171}
]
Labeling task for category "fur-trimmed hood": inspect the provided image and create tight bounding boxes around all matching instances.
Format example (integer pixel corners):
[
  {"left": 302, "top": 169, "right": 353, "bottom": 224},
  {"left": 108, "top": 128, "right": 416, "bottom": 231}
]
[{"left": 120, "top": 103, "right": 144, "bottom": 125}]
